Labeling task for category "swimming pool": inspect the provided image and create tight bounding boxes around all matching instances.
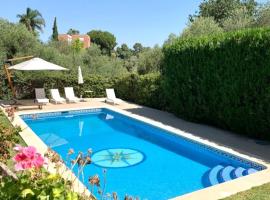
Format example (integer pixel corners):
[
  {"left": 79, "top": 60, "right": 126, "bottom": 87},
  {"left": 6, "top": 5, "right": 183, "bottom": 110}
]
[{"left": 21, "top": 108, "right": 266, "bottom": 200}]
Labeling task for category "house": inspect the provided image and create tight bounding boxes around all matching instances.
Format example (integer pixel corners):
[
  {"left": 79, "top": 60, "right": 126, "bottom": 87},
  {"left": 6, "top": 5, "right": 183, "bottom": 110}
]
[{"left": 58, "top": 34, "right": 91, "bottom": 48}]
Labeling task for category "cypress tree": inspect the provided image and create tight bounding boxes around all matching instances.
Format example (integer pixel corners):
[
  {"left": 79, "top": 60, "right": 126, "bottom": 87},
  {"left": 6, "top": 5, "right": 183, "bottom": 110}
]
[{"left": 52, "top": 17, "right": 58, "bottom": 41}]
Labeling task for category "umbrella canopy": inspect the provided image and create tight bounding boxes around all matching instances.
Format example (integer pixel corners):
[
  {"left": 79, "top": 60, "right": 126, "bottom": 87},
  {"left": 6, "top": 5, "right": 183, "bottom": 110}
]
[
  {"left": 8, "top": 57, "right": 68, "bottom": 71},
  {"left": 78, "top": 66, "right": 84, "bottom": 84}
]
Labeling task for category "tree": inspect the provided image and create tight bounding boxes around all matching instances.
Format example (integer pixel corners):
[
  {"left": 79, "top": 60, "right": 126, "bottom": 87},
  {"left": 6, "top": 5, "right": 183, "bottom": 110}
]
[
  {"left": 116, "top": 44, "right": 133, "bottom": 59},
  {"left": 197, "top": 0, "right": 257, "bottom": 25},
  {"left": 87, "top": 30, "right": 117, "bottom": 55},
  {"left": 137, "top": 46, "right": 164, "bottom": 75},
  {"left": 52, "top": 17, "right": 58, "bottom": 41},
  {"left": 181, "top": 17, "right": 223, "bottom": 38},
  {"left": 256, "top": 3, "right": 270, "bottom": 27},
  {"left": 124, "top": 56, "right": 139, "bottom": 72},
  {"left": 71, "top": 38, "right": 83, "bottom": 66},
  {"left": 222, "top": 7, "right": 253, "bottom": 31},
  {"left": 17, "top": 7, "right": 45, "bottom": 34},
  {"left": 0, "top": 19, "right": 38, "bottom": 59},
  {"left": 133, "top": 43, "right": 144, "bottom": 55},
  {"left": 163, "top": 33, "right": 178, "bottom": 46},
  {"left": 67, "top": 28, "right": 80, "bottom": 35}
]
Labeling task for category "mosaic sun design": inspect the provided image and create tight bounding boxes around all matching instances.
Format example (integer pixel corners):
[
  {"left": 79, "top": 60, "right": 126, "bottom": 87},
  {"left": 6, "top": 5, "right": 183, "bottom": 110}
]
[{"left": 92, "top": 148, "right": 144, "bottom": 168}]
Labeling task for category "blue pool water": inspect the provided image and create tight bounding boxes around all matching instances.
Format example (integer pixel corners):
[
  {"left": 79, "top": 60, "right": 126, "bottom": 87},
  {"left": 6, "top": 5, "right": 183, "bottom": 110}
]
[{"left": 21, "top": 108, "right": 265, "bottom": 200}]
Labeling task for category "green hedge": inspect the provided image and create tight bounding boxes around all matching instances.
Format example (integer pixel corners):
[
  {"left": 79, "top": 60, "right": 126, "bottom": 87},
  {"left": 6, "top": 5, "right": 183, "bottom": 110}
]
[
  {"left": 115, "top": 73, "right": 166, "bottom": 109},
  {"left": 1, "top": 72, "right": 165, "bottom": 110},
  {"left": 163, "top": 28, "right": 270, "bottom": 139},
  {"left": 0, "top": 72, "right": 117, "bottom": 99}
]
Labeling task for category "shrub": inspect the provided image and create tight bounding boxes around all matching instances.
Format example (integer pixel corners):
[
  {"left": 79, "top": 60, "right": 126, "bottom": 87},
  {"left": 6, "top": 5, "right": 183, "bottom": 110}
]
[
  {"left": 0, "top": 111, "right": 21, "bottom": 163},
  {"left": 5, "top": 72, "right": 118, "bottom": 99},
  {"left": 163, "top": 28, "right": 270, "bottom": 139},
  {"left": 115, "top": 73, "right": 167, "bottom": 110}
]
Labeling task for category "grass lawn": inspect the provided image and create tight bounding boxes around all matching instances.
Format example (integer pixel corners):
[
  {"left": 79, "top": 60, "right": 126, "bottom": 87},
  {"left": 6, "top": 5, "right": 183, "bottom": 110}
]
[{"left": 222, "top": 183, "right": 270, "bottom": 200}]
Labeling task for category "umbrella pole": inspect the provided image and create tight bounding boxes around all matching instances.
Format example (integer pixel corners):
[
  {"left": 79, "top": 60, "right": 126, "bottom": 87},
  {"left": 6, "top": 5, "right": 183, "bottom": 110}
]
[
  {"left": 3, "top": 63, "right": 16, "bottom": 98},
  {"left": 3, "top": 55, "right": 33, "bottom": 99}
]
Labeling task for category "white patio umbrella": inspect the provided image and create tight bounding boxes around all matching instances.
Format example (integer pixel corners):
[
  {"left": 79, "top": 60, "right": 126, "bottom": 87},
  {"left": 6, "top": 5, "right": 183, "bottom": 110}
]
[
  {"left": 8, "top": 57, "right": 68, "bottom": 71},
  {"left": 78, "top": 66, "right": 84, "bottom": 99},
  {"left": 6, "top": 57, "right": 68, "bottom": 98},
  {"left": 78, "top": 66, "right": 84, "bottom": 84}
]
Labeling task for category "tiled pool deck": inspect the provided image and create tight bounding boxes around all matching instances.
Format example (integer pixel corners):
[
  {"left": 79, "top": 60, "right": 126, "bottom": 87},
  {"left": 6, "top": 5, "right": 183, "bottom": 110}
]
[{"left": 4, "top": 98, "right": 270, "bottom": 200}]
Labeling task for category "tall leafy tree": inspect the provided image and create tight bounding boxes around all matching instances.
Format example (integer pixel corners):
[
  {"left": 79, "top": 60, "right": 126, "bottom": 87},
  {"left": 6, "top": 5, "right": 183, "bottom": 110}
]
[
  {"left": 196, "top": 0, "right": 257, "bottom": 25},
  {"left": 222, "top": 7, "right": 253, "bottom": 31},
  {"left": 71, "top": 38, "right": 83, "bottom": 66},
  {"left": 181, "top": 17, "right": 223, "bottom": 38},
  {"left": 67, "top": 28, "right": 80, "bottom": 35},
  {"left": 256, "top": 3, "right": 270, "bottom": 27},
  {"left": 52, "top": 17, "right": 58, "bottom": 41},
  {"left": 116, "top": 44, "right": 132, "bottom": 59},
  {"left": 133, "top": 43, "right": 144, "bottom": 55},
  {"left": 87, "top": 30, "right": 117, "bottom": 55},
  {"left": 163, "top": 33, "right": 177, "bottom": 46},
  {"left": 17, "top": 7, "right": 45, "bottom": 34},
  {"left": 0, "top": 19, "right": 38, "bottom": 59},
  {"left": 137, "top": 45, "right": 164, "bottom": 75}
]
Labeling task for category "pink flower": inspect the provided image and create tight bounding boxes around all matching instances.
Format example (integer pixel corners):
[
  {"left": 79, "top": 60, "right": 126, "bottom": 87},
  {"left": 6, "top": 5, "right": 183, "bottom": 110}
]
[{"left": 13, "top": 145, "right": 45, "bottom": 171}]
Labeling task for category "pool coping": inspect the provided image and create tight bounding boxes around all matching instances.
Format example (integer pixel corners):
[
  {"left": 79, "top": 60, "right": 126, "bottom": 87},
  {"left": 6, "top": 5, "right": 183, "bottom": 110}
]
[{"left": 6, "top": 104, "right": 270, "bottom": 200}]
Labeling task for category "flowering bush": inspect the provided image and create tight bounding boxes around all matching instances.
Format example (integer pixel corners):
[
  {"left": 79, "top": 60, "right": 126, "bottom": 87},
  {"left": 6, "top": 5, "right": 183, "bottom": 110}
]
[
  {"left": 0, "top": 146, "right": 85, "bottom": 200},
  {"left": 1, "top": 143, "right": 139, "bottom": 200},
  {"left": 13, "top": 145, "right": 46, "bottom": 171}
]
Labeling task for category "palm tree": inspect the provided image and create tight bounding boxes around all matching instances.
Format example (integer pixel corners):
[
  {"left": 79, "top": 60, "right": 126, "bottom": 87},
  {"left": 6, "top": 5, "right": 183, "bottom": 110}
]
[{"left": 17, "top": 7, "right": 45, "bottom": 33}]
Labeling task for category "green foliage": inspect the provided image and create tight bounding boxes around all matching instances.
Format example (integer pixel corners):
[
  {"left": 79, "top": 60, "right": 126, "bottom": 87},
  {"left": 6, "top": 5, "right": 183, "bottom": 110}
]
[
  {"left": 0, "top": 111, "right": 22, "bottom": 163},
  {"left": 116, "top": 73, "right": 167, "bottom": 109},
  {"left": 137, "top": 46, "right": 164, "bottom": 75},
  {"left": 198, "top": 0, "right": 257, "bottom": 24},
  {"left": 17, "top": 7, "right": 45, "bottom": 34},
  {"left": 116, "top": 44, "right": 133, "bottom": 59},
  {"left": 0, "top": 19, "right": 39, "bottom": 59},
  {"left": 0, "top": 172, "right": 81, "bottom": 200},
  {"left": 256, "top": 3, "right": 270, "bottom": 27},
  {"left": 82, "top": 49, "right": 128, "bottom": 77},
  {"left": 67, "top": 28, "right": 80, "bottom": 35},
  {"left": 222, "top": 7, "right": 254, "bottom": 31},
  {"left": 52, "top": 17, "right": 59, "bottom": 41},
  {"left": 133, "top": 43, "right": 144, "bottom": 55},
  {"left": 163, "top": 33, "right": 178, "bottom": 46},
  {"left": 222, "top": 183, "right": 270, "bottom": 200},
  {"left": 181, "top": 17, "right": 223, "bottom": 38},
  {"left": 87, "top": 30, "right": 117, "bottom": 55},
  {"left": 72, "top": 38, "right": 84, "bottom": 54},
  {"left": 2, "top": 71, "right": 165, "bottom": 111},
  {"left": 123, "top": 56, "right": 139, "bottom": 72},
  {"left": 8, "top": 73, "right": 118, "bottom": 99},
  {"left": 163, "top": 28, "right": 270, "bottom": 139}
]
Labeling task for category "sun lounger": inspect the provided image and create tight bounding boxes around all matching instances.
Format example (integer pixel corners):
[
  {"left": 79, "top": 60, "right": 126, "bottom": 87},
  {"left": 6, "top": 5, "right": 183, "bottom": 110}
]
[
  {"left": 35, "top": 88, "right": 49, "bottom": 109},
  {"left": 105, "top": 88, "right": 123, "bottom": 105},
  {"left": 64, "top": 87, "right": 80, "bottom": 103},
  {"left": 50, "top": 89, "right": 66, "bottom": 104}
]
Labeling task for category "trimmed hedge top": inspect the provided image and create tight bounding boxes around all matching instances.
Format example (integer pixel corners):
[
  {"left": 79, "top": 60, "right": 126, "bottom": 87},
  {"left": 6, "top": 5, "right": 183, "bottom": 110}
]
[{"left": 163, "top": 28, "right": 270, "bottom": 139}]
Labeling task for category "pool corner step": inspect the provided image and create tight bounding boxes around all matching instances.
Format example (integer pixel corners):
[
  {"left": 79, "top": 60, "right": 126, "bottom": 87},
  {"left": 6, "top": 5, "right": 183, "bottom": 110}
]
[
  {"left": 244, "top": 168, "right": 258, "bottom": 175},
  {"left": 232, "top": 167, "right": 246, "bottom": 178},
  {"left": 207, "top": 165, "right": 224, "bottom": 186},
  {"left": 219, "top": 166, "right": 235, "bottom": 182},
  {"left": 205, "top": 165, "right": 260, "bottom": 187}
]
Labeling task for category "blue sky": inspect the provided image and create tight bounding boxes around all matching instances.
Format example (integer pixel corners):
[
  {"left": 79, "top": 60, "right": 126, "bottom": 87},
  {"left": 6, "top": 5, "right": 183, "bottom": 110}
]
[{"left": 1, "top": 0, "right": 269, "bottom": 47}]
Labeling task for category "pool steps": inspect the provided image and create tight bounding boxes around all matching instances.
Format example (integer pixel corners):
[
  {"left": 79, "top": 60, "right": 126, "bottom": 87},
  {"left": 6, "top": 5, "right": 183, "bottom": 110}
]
[{"left": 204, "top": 165, "right": 258, "bottom": 187}]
